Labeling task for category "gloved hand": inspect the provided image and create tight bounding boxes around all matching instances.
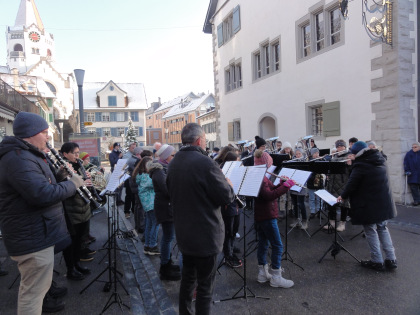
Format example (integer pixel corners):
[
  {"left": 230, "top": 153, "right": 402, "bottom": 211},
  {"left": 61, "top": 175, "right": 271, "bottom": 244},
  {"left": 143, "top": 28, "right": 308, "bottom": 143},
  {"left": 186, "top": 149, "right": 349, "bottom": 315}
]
[
  {"left": 406, "top": 171, "right": 412, "bottom": 176},
  {"left": 69, "top": 174, "right": 84, "bottom": 189},
  {"left": 56, "top": 166, "right": 70, "bottom": 182},
  {"left": 283, "top": 179, "right": 296, "bottom": 189}
]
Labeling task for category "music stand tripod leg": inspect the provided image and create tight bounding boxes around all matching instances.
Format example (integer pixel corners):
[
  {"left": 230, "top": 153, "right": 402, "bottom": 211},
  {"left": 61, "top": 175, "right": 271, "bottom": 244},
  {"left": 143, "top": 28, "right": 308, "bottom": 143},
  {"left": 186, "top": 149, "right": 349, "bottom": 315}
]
[{"left": 281, "top": 204, "right": 304, "bottom": 271}]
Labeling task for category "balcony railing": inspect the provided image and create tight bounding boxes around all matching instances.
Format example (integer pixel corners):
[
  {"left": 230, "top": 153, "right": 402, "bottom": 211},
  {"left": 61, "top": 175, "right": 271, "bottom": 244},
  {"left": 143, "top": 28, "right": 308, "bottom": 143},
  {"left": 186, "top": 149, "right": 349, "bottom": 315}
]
[
  {"left": 10, "top": 51, "right": 25, "bottom": 58},
  {"left": 0, "top": 79, "right": 39, "bottom": 114}
]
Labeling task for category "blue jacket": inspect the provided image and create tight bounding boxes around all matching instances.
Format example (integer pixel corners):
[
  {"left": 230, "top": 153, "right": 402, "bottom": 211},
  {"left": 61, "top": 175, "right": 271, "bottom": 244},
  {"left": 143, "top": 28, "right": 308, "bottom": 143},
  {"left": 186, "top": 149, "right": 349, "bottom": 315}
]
[
  {"left": 404, "top": 149, "right": 420, "bottom": 184},
  {"left": 0, "top": 137, "right": 77, "bottom": 256},
  {"left": 109, "top": 149, "right": 120, "bottom": 171}
]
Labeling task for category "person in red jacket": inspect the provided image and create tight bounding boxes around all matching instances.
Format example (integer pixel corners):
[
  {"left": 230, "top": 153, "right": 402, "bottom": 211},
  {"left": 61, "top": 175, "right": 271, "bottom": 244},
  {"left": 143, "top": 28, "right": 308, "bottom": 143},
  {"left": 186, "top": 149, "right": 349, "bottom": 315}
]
[{"left": 253, "top": 149, "right": 295, "bottom": 288}]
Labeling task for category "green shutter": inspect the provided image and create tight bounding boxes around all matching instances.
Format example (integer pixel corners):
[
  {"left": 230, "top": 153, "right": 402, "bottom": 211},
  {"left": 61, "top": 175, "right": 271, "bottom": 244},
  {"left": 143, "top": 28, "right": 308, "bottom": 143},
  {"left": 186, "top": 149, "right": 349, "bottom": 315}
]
[
  {"left": 47, "top": 99, "right": 53, "bottom": 107},
  {"left": 228, "top": 122, "right": 234, "bottom": 141},
  {"left": 49, "top": 113, "right": 53, "bottom": 122},
  {"left": 322, "top": 101, "right": 340, "bottom": 137}
]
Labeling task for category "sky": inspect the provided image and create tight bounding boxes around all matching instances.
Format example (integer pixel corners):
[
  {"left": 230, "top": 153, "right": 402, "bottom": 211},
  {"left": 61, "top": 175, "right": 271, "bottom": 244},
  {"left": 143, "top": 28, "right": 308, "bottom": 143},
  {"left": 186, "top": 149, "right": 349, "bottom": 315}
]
[{"left": 0, "top": 0, "right": 214, "bottom": 105}]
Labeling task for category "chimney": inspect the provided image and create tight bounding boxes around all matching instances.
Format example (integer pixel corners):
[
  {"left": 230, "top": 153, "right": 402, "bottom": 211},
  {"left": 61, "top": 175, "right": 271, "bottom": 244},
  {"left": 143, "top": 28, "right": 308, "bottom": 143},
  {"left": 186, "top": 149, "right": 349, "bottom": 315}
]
[{"left": 11, "top": 68, "right": 20, "bottom": 91}]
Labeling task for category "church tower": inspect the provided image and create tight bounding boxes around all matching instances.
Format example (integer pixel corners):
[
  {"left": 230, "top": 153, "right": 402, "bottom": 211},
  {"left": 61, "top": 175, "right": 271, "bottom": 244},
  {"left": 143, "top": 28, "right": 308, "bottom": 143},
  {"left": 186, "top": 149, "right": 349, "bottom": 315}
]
[{"left": 6, "top": 0, "right": 56, "bottom": 74}]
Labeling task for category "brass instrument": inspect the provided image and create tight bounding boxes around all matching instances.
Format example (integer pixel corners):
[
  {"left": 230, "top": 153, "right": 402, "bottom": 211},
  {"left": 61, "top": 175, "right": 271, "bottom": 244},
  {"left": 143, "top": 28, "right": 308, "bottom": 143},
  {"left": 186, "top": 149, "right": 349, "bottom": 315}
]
[
  {"left": 46, "top": 142, "right": 100, "bottom": 208},
  {"left": 86, "top": 166, "right": 107, "bottom": 191},
  {"left": 295, "top": 135, "right": 313, "bottom": 157},
  {"left": 265, "top": 136, "right": 279, "bottom": 153},
  {"left": 76, "top": 159, "right": 105, "bottom": 209}
]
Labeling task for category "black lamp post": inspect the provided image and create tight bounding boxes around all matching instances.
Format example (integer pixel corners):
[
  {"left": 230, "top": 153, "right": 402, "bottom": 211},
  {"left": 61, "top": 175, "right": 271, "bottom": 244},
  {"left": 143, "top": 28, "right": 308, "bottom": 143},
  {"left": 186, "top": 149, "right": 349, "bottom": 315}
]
[{"left": 74, "top": 69, "right": 85, "bottom": 133}]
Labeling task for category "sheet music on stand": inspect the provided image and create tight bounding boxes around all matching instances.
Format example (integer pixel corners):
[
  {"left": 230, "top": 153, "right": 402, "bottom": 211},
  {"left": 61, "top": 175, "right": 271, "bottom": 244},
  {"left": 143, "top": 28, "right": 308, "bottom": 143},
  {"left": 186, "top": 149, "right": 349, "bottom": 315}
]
[
  {"left": 221, "top": 161, "right": 242, "bottom": 178},
  {"left": 100, "top": 159, "right": 130, "bottom": 195},
  {"left": 315, "top": 189, "right": 338, "bottom": 206},
  {"left": 273, "top": 167, "right": 311, "bottom": 193},
  {"left": 228, "top": 165, "right": 267, "bottom": 197}
]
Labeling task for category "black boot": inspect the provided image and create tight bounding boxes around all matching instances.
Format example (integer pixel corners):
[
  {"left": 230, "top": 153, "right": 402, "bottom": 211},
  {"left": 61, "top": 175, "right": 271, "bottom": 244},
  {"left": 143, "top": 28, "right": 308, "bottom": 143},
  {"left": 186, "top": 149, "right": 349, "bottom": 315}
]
[
  {"left": 168, "top": 259, "right": 181, "bottom": 272},
  {"left": 66, "top": 268, "right": 85, "bottom": 280},
  {"left": 75, "top": 263, "right": 91, "bottom": 275},
  {"left": 160, "top": 262, "right": 181, "bottom": 281},
  {"left": 48, "top": 281, "right": 68, "bottom": 299},
  {"left": 42, "top": 292, "right": 65, "bottom": 313}
]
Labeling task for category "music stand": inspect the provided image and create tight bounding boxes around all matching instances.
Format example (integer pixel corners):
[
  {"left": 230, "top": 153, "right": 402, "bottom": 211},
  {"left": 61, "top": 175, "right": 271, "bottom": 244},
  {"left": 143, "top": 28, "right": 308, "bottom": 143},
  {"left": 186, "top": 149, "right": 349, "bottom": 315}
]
[
  {"left": 241, "top": 155, "right": 254, "bottom": 166},
  {"left": 270, "top": 154, "right": 290, "bottom": 167},
  {"left": 214, "top": 166, "right": 269, "bottom": 304},
  {"left": 80, "top": 160, "right": 132, "bottom": 313},
  {"left": 300, "top": 162, "right": 360, "bottom": 263}
]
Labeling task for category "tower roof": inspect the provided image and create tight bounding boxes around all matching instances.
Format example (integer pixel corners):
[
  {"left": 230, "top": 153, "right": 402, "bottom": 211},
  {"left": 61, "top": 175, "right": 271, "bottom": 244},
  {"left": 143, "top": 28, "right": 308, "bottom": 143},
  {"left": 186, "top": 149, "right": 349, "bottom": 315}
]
[{"left": 14, "top": 0, "right": 44, "bottom": 31}]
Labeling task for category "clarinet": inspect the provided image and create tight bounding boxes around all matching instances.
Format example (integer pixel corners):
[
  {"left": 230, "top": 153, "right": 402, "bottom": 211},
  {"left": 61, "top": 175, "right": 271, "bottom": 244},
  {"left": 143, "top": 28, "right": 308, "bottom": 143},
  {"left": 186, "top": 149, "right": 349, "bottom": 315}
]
[
  {"left": 76, "top": 158, "right": 103, "bottom": 207},
  {"left": 46, "top": 142, "right": 91, "bottom": 205}
]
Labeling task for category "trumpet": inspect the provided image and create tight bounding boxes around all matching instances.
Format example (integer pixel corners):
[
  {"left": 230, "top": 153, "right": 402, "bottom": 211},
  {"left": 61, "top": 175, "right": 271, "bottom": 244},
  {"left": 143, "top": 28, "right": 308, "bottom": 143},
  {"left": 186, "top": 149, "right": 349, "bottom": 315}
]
[
  {"left": 266, "top": 172, "right": 307, "bottom": 189},
  {"left": 46, "top": 142, "right": 99, "bottom": 207}
]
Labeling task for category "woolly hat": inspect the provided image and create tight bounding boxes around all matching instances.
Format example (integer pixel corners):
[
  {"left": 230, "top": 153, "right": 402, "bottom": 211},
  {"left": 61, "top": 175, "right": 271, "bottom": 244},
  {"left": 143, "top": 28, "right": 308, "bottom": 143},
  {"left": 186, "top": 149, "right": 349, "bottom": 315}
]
[
  {"left": 310, "top": 148, "right": 319, "bottom": 155},
  {"left": 283, "top": 142, "right": 292, "bottom": 149},
  {"left": 366, "top": 141, "right": 376, "bottom": 148},
  {"left": 113, "top": 142, "right": 120, "bottom": 148},
  {"left": 295, "top": 148, "right": 304, "bottom": 155},
  {"left": 79, "top": 152, "right": 90, "bottom": 161},
  {"left": 213, "top": 147, "right": 220, "bottom": 152},
  {"left": 255, "top": 136, "right": 266, "bottom": 149},
  {"left": 254, "top": 149, "right": 273, "bottom": 167},
  {"left": 13, "top": 112, "right": 49, "bottom": 138},
  {"left": 335, "top": 140, "right": 346, "bottom": 148},
  {"left": 133, "top": 147, "right": 143, "bottom": 155},
  {"left": 351, "top": 141, "right": 368, "bottom": 155},
  {"left": 157, "top": 144, "right": 175, "bottom": 160}
]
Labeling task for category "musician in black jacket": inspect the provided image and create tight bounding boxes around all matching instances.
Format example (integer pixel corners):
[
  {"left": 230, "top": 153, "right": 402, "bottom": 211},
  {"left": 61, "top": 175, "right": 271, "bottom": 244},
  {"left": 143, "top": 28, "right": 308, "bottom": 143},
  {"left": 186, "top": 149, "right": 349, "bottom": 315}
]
[
  {"left": 338, "top": 141, "right": 397, "bottom": 271},
  {"left": 0, "top": 112, "right": 82, "bottom": 314}
]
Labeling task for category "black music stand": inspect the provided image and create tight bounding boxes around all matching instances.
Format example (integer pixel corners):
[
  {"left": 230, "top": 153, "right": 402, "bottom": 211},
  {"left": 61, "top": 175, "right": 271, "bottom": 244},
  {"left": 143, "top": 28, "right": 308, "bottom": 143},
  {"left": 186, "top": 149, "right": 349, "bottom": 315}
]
[
  {"left": 281, "top": 192, "right": 304, "bottom": 270},
  {"left": 241, "top": 155, "right": 254, "bottom": 166},
  {"left": 214, "top": 168, "right": 269, "bottom": 304},
  {"left": 299, "top": 162, "right": 360, "bottom": 263},
  {"left": 270, "top": 154, "right": 290, "bottom": 167},
  {"left": 214, "top": 199, "right": 269, "bottom": 304}
]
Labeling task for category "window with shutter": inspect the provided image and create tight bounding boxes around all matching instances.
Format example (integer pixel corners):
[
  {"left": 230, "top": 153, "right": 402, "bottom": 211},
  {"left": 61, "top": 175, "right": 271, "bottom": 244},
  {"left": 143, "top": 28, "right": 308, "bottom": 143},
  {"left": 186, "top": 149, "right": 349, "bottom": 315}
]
[
  {"left": 95, "top": 112, "right": 102, "bottom": 122},
  {"left": 139, "top": 127, "right": 143, "bottom": 136},
  {"left": 110, "top": 112, "right": 116, "bottom": 122},
  {"left": 232, "top": 6, "right": 241, "bottom": 34},
  {"left": 111, "top": 128, "right": 117, "bottom": 137},
  {"left": 322, "top": 101, "right": 340, "bottom": 137},
  {"left": 96, "top": 128, "right": 102, "bottom": 136},
  {"left": 228, "top": 122, "right": 234, "bottom": 141},
  {"left": 217, "top": 23, "right": 224, "bottom": 47}
]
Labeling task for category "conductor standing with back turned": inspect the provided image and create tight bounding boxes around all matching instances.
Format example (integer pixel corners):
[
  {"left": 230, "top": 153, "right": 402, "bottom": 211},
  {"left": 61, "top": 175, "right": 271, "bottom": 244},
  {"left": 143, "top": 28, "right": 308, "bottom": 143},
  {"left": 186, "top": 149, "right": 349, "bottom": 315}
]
[{"left": 167, "top": 123, "right": 235, "bottom": 315}]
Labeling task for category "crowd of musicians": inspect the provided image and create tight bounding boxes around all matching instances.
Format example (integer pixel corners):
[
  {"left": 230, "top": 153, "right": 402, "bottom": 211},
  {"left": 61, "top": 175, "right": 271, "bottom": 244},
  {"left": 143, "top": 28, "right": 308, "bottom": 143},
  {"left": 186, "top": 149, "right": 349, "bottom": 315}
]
[{"left": 0, "top": 112, "right": 406, "bottom": 315}]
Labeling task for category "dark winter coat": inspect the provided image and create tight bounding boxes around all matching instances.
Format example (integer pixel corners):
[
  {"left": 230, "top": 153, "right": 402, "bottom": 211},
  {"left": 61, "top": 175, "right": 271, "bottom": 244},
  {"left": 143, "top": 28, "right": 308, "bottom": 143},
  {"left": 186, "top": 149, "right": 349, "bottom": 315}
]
[
  {"left": 62, "top": 159, "right": 92, "bottom": 226},
  {"left": 326, "top": 151, "right": 351, "bottom": 208},
  {"left": 0, "top": 136, "right": 76, "bottom": 256},
  {"left": 109, "top": 149, "right": 120, "bottom": 171},
  {"left": 254, "top": 177, "right": 289, "bottom": 222},
  {"left": 341, "top": 148, "right": 397, "bottom": 225},
  {"left": 149, "top": 161, "right": 172, "bottom": 224},
  {"left": 167, "top": 145, "right": 235, "bottom": 257},
  {"left": 404, "top": 149, "right": 420, "bottom": 184}
]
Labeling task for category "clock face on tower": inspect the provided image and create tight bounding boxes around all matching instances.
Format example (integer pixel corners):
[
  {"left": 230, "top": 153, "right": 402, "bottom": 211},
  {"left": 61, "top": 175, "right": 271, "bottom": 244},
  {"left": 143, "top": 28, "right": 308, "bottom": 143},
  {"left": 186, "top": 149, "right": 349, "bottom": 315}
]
[{"left": 28, "top": 31, "right": 40, "bottom": 42}]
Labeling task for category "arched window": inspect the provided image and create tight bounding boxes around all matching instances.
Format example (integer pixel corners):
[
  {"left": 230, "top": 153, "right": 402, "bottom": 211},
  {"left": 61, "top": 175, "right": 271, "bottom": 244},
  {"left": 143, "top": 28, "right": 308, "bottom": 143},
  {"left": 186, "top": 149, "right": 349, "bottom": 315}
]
[
  {"left": 258, "top": 115, "right": 277, "bottom": 139},
  {"left": 45, "top": 82, "right": 56, "bottom": 95},
  {"left": 14, "top": 44, "right": 23, "bottom": 52}
]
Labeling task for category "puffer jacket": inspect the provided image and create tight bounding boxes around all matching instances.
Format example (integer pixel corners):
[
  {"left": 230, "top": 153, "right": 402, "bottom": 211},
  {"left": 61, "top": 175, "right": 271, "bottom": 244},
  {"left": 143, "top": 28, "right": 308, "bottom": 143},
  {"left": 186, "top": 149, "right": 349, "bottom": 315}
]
[
  {"left": 62, "top": 159, "right": 92, "bottom": 225},
  {"left": 148, "top": 161, "right": 172, "bottom": 224},
  {"left": 0, "top": 136, "right": 76, "bottom": 256},
  {"left": 254, "top": 176, "right": 289, "bottom": 222},
  {"left": 136, "top": 173, "right": 155, "bottom": 211},
  {"left": 341, "top": 148, "right": 397, "bottom": 225}
]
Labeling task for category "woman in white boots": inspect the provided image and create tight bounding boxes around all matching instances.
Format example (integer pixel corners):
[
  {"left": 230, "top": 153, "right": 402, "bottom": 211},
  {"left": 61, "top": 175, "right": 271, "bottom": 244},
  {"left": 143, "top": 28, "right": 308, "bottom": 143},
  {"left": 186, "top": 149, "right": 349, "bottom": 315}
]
[{"left": 253, "top": 149, "right": 295, "bottom": 288}]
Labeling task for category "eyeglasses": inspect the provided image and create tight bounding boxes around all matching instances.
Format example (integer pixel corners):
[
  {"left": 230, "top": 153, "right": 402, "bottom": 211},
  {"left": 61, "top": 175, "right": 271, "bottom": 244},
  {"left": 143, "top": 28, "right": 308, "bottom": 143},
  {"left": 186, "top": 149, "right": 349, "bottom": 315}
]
[
  {"left": 171, "top": 154, "right": 175, "bottom": 157},
  {"left": 73, "top": 151, "right": 80, "bottom": 155}
]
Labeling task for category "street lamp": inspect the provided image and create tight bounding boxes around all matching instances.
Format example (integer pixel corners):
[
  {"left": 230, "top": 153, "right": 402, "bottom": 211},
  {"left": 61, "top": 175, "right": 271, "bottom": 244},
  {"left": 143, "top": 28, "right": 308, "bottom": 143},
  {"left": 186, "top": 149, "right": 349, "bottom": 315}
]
[
  {"left": 74, "top": 69, "right": 85, "bottom": 133},
  {"left": 59, "top": 122, "right": 64, "bottom": 144}
]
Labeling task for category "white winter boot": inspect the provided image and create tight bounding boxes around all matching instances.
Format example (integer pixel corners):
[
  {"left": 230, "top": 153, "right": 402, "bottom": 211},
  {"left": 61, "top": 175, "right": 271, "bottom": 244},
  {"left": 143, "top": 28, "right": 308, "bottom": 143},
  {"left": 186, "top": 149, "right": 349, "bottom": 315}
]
[
  {"left": 336, "top": 221, "right": 346, "bottom": 232},
  {"left": 270, "top": 268, "right": 294, "bottom": 288},
  {"left": 257, "top": 264, "right": 272, "bottom": 283}
]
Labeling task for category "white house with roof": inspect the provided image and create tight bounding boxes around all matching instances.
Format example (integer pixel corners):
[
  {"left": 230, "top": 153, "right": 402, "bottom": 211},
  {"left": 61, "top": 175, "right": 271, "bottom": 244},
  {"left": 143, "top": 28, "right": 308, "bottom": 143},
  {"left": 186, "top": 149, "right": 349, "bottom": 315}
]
[
  {"left": 74, "top": 80, "right": 148, "bottom": 153},
  {"left": 203, "top": 0, "right": 418, "bottom": 202}
]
